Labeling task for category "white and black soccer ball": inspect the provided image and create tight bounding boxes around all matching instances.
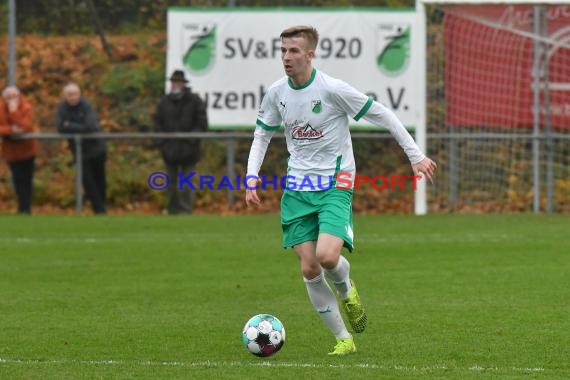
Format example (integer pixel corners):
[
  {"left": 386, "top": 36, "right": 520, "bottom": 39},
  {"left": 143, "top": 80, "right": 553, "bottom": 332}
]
[{"left": 242, "top": 314, "right": 285, "bottom": 357}]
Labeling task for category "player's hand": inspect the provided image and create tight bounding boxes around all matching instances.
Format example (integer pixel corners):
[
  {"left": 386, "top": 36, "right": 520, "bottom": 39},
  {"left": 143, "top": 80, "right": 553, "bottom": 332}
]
[
  {"left": 412, "top": 157, "right": 437, "bottom": 184},
  {"left": 245, "top": 178, "right": 261, "bottom": 207}
]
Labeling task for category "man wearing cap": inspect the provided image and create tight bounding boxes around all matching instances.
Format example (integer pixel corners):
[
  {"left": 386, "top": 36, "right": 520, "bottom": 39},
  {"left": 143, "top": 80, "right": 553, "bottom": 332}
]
[{"left": 154, "top": 70, "right": 208, "bottom": 214}]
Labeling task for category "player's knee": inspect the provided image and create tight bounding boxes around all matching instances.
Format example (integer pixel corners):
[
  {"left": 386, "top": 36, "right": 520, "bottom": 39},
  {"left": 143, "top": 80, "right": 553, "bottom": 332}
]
[
  {"left": 301, "top": 262, "right": 321, "bottom": 279},
  {"left": 315, "top": 249, "right": 339, "bottom": 270}
]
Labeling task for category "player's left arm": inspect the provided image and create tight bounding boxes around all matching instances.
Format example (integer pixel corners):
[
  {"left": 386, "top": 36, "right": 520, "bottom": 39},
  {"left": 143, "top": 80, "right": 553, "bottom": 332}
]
[
  {"left": 333, "top": 81, "right": 436, "bottom": 183},
  {"left": 362, "top": 101, "right": 436, "bottom": 183}
]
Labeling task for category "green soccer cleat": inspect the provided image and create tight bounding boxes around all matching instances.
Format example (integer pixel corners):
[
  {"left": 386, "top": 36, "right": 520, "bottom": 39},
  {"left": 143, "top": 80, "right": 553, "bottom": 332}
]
[
  {"left": 328, "top": 338, "right": 357, "bottom": 356},
  {"left": 343, "top": 280, "right": 367, "bottom": 333}
]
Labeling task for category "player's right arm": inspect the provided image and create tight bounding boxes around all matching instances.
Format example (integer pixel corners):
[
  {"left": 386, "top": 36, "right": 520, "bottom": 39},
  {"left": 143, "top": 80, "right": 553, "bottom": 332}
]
[
  {"left": 245, "top": 126, "right": 274, "bottom": 206},
  {"left": 245, "top": 85, "right": 282, "bottom": 207}
]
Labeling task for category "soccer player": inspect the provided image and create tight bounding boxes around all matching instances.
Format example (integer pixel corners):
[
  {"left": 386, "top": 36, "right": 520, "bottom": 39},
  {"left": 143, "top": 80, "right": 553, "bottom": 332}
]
[{"left": 245, "top": 25, "right": 437, "bottom": 356}]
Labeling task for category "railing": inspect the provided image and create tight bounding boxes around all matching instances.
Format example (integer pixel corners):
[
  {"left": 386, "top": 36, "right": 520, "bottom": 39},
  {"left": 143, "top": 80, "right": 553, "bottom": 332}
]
[
  {"left": 18, "top": 131, "right": 404, "bottom": 214},
  {"left": 12, "top": 131, "right": 568, "bottom": 214}
]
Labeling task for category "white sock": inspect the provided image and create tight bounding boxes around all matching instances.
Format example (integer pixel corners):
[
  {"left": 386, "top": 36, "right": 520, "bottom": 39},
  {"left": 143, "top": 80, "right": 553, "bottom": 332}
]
[
  {"left": 324, "top": 255, "right": 352, "bottom": 300},
  {"left": 304, "top": 272, "right": 351, "bottom": 340}
]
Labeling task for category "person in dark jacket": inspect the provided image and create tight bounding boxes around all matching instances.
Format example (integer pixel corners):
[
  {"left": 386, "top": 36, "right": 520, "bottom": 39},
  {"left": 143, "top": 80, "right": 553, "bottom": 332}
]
[
  {"left": 154, "top": 70, "right": 208, "bottom": 214},
  {"left": 56, "top": 83, "right": 107, "bottom": 214}
]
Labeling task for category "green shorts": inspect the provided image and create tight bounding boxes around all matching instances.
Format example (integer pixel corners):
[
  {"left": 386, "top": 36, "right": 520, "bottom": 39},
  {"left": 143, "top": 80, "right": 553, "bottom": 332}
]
[{"left": 281, "top": 187, "right": 354, "bottom": 252}]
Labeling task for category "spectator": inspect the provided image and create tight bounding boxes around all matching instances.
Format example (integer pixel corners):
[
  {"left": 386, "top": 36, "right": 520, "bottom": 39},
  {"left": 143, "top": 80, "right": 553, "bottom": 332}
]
[
  {"left": 154, "top": 70, "right": 208, "bottom": 215},
  {"left": 0, "top": 86, "right": 38, "bottom": 214},
  {"left": 56, "top": 83, "right": 107, "bottom": 214}
]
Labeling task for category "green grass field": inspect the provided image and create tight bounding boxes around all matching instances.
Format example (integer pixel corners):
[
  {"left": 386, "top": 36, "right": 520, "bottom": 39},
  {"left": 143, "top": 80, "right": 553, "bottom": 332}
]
[{"left": 0, "top": 214, "right": 569, "bottom": 379}]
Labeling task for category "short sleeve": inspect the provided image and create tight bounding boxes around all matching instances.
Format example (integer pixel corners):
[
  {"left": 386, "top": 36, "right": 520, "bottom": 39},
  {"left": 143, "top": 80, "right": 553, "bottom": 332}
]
[
  {"left": 256, "top": 87, "right": 282, "bottom": 132},
  {"left": 331, "top": 80, "right": 373, "bottom": 122}
]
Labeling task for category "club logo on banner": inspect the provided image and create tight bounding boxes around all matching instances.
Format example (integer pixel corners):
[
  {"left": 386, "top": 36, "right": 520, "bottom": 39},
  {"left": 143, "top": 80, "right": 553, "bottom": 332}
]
[
  {"left": 182, "top": 23, "right": 217, "bottom": 74},
  {"left": 167, "top": 9, "right": 422, "bottom": 128},
  {"left": 376, "top": 23, "right": 411, "bottom": 77}
]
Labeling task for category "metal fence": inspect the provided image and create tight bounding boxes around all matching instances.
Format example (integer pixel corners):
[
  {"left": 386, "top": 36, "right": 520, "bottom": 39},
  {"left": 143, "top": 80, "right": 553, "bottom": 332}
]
[
  {"left": 19, "top": 131, "right": 417, "bottom": 214},
  {"left": 11, "top": 131, "right": 569, "bottom": 213}
]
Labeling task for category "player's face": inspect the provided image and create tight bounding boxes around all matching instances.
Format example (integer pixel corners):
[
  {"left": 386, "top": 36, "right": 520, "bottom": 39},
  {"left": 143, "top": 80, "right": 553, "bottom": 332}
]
[{"left": 281, "top": 36, "right": 314, "bottom": 78}]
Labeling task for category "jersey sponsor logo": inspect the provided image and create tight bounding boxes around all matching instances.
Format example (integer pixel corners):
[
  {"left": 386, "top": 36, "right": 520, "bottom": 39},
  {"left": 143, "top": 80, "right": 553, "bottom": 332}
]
[
  {"left": 311, "top": 100, "right": 322, "bottom": 114},
  {"left": 291, "top": 123, "right": 323, "bottom": 140}
]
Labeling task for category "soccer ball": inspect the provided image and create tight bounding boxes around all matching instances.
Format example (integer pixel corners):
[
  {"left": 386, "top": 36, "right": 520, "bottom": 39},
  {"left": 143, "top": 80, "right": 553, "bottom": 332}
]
[{"left": 242, "top": 314, "right": 285, "bottom": 357}]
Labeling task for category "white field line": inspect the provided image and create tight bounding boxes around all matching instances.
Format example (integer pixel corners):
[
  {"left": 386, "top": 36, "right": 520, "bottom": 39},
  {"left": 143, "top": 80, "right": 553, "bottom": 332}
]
[{"left": 0, "top": 357, "right": 545, "bottom": 373}]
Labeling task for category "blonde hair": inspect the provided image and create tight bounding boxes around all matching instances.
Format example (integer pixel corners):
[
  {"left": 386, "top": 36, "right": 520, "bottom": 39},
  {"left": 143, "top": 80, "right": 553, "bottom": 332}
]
[{"left": 280, "top": 25, "right": 319, "bottom": 51}]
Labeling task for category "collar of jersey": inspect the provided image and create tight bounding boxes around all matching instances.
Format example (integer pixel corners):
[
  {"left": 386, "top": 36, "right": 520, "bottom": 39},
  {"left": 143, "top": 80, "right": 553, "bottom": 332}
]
[{"left": 288, "top": 68, "right": 316, "bottom": 90}]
